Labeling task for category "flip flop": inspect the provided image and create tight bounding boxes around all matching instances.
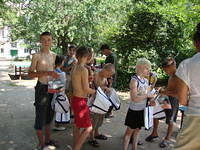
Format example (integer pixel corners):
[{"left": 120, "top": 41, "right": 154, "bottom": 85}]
[
  {"left": 88, "top": 140, "right": 100, "bottom": 147},
  {"left": 145, "top": 135, "right": 159, "bottom": 142},
  {"left": 159, "top": 140, "right": 169, "bottom": 148},
  {"left": 95, "top": 134, "right": 108, "bottom": 140}
]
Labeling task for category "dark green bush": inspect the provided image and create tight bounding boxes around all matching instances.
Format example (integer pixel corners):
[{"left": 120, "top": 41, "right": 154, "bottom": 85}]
[{"left": 116, "top": 69, "right": 133, "bottom": 91}]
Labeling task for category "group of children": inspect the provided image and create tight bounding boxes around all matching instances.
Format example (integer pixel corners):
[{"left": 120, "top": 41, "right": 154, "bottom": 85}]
[
  {"left": 29, "top": 32, "right": 116, "bottom": 150},
  {"left": 29, "top": 32, "right": 180, "bottom": 150}
]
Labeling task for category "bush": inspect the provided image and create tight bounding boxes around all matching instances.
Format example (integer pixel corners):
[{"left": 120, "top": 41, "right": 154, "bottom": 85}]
[{"left": 115, "top": 69, "right": 133, "bottom": 91}]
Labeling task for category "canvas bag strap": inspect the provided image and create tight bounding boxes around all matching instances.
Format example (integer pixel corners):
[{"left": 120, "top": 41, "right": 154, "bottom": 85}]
[
  {"left": 90, "top": 104, "right": 108, "bottom": 113},
  {"left": 97, "top": 88, "right": 118, "bottom": 110},
  {"left": 56, "top": 94, "right": 68, "bottom": 113}
]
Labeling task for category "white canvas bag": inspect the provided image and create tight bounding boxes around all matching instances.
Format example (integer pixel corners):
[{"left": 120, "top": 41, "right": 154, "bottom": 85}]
[
  {"left": 144, "top": 104, "right": 154, "bottom": 130},
  {"left": 89, "top": 87, "right": 112, "bottom": 114},
  {"left": 52, "top": 92, "right": 70, "bottom": 113},
  {"left": 153, "top": 99, "right": 166, "bottom": 119},
  {"left": 109, "top": 88, "right": 121, "bottom": 110},
  {"left": 153, "top": 95, "right": 171, "bottom": 119}
]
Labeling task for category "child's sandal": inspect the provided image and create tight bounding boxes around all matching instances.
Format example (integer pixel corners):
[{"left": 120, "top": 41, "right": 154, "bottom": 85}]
[{"left": 88, "top": 140, "right": 100, "bottom": 147}]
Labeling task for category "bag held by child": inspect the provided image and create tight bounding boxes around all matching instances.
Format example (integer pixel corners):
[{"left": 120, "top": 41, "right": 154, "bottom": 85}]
[
  {"left": 89, "top": 87, "right": 121, "bottom": 114},
  {"left": 52, "top": 92, "right": 70, "bottom": 113}
]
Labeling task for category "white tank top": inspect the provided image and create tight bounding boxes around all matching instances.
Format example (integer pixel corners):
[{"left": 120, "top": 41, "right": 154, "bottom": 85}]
[{"left": 129, "top": 75, "right": 149, "bottom": 111}]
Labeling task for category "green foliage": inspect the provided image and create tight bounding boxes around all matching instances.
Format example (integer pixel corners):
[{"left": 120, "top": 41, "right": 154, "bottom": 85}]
[
  {"left": 3, "top": 0, "right": 129, "bottom": 54},
  {"left": 103, "top": 0, "right": 200, "bottom": 90},
  {"left": 2, "top": 0, "right": 200, "bottom": 90},
  {"left": 95, "top": 57, "right": 105, "bottom": 65},
  {"left": 111, "top": 0, "right": 197, "bottom": 69},
  {"left": 116, "top": 69, "right": 133, "bottom": 91}
]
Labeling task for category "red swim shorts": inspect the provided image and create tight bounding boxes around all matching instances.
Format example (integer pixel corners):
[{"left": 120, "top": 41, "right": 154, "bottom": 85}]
[{"left": 71, "top": 96, "right": 92, "bottom": 128}]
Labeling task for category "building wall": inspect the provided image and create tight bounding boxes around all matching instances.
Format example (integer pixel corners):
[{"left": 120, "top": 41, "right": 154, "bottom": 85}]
[{"left": 0, "top": 27, "right": 30, "bottom": 60}]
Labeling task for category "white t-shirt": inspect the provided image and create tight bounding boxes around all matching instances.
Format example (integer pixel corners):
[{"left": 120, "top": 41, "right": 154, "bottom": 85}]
[{"left": 176, "top": 52, "right": 200, "bottom": 116}]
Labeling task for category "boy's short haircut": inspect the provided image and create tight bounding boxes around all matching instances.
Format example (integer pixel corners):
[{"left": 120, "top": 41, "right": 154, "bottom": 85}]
[
  {"left": 100, "top": 44, "right": 110, "bottom": 51},
  {"left": 69, "top": 45, "right": 76, "bottom": 50},
  {"left": 162, "top": 57, "right": 176, "bottom": 68},
  {"left": 76, "top": 46, "right": 90, "bottom": 58},
  {"left": 55, "top": 55, "right": 64, "bottom": 66},
  {"left": 40, "top": 32, "right": 52, "bottom": 39},
  {"left": 103, "top": 63, "right": 115, "bottom": 71}
]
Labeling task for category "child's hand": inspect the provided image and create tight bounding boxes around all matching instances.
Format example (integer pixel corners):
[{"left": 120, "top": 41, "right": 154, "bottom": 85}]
[
  {"left": 149, "top": 100, "right": 156, "bottom": 106},
  {"left": 104, "top": 87, "right": 111, "bottom": 94},
  {"left": 59, "top": 88, "right": 65, "bottom": 92},
  {"left": 161, "top": 101, "right": 171, "bottom": 109},
  {"left": 49, "top": 71, "right": 59, "bottom": 78},
  {"left": 147, "top": 93, "right": 155, "bottom": 99},
  {"left": 159, "top": 88, "right": 166, "bottom": 95}
]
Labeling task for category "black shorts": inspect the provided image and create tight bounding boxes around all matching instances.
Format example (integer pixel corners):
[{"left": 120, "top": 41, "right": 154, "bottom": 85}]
[
  {"left": 165, "top": 96, "right": 179, "bottom": 124},
  {"left": 34, "top": 81, "right": 54, "bottom": 130},
  {"left": 125, "top": 109, "right": 144, "bottom": 129}
]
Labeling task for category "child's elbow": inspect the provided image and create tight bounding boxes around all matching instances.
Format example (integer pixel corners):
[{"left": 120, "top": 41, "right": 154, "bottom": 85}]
[
  {"left": 131, "top": 97, "right": 137, "bottom": 102},
  {"left": 179, "top": 101, "right": 187, "bottom": 106},
  {"left": 83, "top": 87, "right": 91, "bottom": 94},
  {"left": 28, "top": 71, "right": 34, "bottom": 78},
  {"left": 179, "top": 99, "right": 187, "bottom": 106}
]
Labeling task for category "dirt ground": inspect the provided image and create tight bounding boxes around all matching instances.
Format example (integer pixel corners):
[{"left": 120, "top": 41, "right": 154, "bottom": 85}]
[{"left": 0, "top": 61, "right": 181, "bottom": 150}]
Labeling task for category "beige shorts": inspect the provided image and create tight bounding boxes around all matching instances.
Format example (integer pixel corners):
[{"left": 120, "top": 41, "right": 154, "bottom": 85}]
[
  {"left": 174, "top": 115, "right": 200, "bottom": 150},
  {"left": 90, "top": 112, "right": 105, "bottom": 130}
]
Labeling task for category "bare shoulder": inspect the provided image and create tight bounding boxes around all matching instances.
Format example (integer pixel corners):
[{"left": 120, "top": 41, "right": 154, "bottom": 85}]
[
  {"left": 168, "top": 74, "right": 179, "bottom": 88},
  {"left": 169, "top": 74, "right": 178, "bottom": 82},
  {"left": 129, "top": 78, "right": 137, "bottom": 89},
  {"left": 81, "top": 66, "right": 88, "bottom": 73},
  {"left": 73, "top": 65, "right": 87, "bottom": 74},
  {"left": 50, "top": 51, "right": 56, "bottom": 56},
  {"left": 32, "top": 52, "right": 40, "bottom": 59},
  {"left": 50, "top": 51, "right": 56, "bottom": 60}
]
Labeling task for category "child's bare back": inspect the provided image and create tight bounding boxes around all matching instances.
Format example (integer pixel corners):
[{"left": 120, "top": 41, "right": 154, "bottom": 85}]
[
  {"left": 71, "top": 64, "right": 89, "bottom": 97},
  {"left": 72, "top": 65, "right": 96, "bottom": 98}
]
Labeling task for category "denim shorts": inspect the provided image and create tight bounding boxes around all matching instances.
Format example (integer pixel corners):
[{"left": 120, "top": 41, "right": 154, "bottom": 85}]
[
  {"left": 34, "top": 81, "right": 54, "bottom": 130},
  {"left": 165, "top": 96, "right": 179, "bottom": 124}
]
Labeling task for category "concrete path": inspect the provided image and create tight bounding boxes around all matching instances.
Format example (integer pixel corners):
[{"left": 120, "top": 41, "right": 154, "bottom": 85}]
[{"left": 0, "top": 61, "right": 181, "bottom": 150}]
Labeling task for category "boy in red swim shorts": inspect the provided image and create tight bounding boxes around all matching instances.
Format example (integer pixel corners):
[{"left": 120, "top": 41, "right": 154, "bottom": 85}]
[{"left": 71, "top": 46, "right": 96, "bottom": 150}]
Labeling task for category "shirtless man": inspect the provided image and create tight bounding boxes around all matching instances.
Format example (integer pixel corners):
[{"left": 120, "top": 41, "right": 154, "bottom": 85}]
[
  {"left": 28, "top": 32, "right": 59, "bottom": 150},
  {"left": 71, "top": 46, "right": 96, "bottom": 150},
  {"left": 88, "top": 63, "right": 115, "bottom": 147},
  {"left": 145, "top": 57, "right": 179, "bottom": 148}
]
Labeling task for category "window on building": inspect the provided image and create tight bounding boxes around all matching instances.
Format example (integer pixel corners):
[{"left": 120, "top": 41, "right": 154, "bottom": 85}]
[
  {"left": 1, "top": 48, "right": 4, "bottom": 53},
  {"left": 2, "top": 29, "right": 4, "bottom": 38},
  {"left": 24, "top": 48, "right": 29, "bottom": 53},
  {"left": 11, "top": 42, "right": 17, "bottom": 48}
]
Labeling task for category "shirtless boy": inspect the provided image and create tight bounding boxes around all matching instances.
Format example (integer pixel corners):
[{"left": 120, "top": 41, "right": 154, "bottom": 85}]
[
  {"left": 145, "top": 57, "right": 179, "bottom": 148},
  {"left": 71, "top": 46, "right": 96, "bottom": 150},
  {"left": 88, "top": 63, "right": 115, "bottom": 147},
  {"left": 28, "top": 32, "right": 59, "bottom": 150}
]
